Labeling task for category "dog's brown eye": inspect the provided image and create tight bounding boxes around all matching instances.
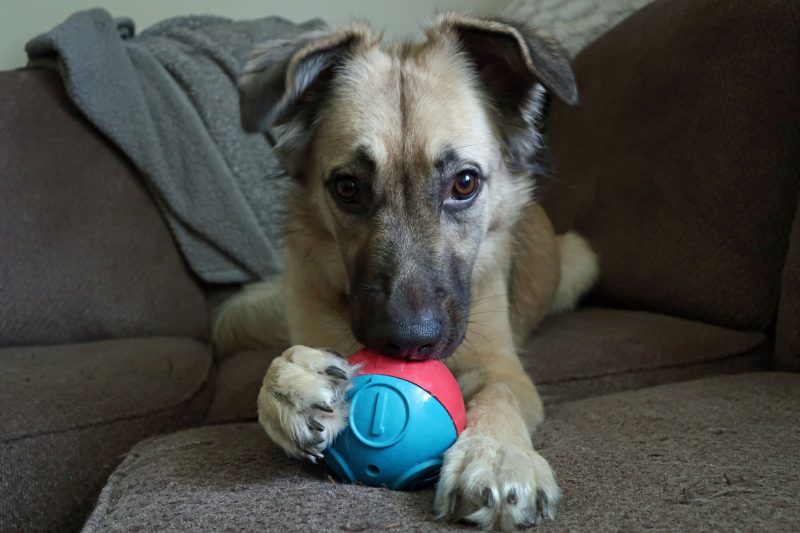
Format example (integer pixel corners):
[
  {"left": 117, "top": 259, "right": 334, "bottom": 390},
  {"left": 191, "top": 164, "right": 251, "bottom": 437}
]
[
  {"left": 452, "top": 171, "right": 479, "bottom": 200},
  {"left": 334, "top": 177, "right": 358, "bottom": 202}
]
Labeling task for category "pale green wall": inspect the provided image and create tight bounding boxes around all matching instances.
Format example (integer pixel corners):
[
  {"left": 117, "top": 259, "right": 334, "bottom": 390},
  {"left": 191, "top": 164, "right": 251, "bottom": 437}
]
[{"left": 0, "top": 0, "right": 510, "bottom": 71}]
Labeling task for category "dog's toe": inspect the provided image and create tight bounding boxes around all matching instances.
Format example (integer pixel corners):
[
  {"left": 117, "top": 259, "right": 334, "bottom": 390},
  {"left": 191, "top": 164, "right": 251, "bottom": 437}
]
[
  {"left": 434, "top": 429, "right": 560, "bottom": 531},
  {"left": 257, "top": 345, "right": 358, "bottom": 460}
]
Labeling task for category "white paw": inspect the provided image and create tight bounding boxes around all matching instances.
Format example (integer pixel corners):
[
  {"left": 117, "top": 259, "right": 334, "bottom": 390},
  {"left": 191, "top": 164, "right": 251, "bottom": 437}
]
[
  {"left": 434, "top": 429, "right": 561, "bottom": 531},
  {"left": 257, "top": 345, "right": 358, "bottom": 462}
]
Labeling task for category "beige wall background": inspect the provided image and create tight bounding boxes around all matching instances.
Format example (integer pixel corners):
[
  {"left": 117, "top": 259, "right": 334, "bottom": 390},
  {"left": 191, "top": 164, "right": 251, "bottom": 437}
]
[{"left": 0, "top": 0, "right": 510, "bottom": 71}]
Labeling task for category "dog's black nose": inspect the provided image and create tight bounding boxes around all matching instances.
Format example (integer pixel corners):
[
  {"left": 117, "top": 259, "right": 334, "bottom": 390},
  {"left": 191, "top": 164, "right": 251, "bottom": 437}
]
[{"left": 362, "top": 308, "right": 444, "bottom": 360}]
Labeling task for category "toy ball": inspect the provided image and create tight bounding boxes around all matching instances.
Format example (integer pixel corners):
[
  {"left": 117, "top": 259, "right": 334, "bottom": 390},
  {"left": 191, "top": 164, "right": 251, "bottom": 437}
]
[{"left": 324, "top": 349, "right": 466, "bottom": 490}]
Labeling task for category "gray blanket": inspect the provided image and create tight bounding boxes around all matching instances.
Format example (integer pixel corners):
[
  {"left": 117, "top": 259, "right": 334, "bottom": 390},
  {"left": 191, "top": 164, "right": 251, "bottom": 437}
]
[{"left": 26, "top": 9, "right": 324, "bottom": 283}]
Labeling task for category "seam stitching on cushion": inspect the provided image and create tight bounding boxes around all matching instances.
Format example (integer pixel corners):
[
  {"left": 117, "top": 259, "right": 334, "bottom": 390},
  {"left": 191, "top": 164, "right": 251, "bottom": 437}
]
[{"left": 0, "top": 357, "right": 213, "bottom": 444}]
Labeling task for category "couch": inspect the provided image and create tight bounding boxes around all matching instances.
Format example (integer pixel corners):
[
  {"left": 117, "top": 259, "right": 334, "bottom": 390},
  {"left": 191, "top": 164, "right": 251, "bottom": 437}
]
[{"left": 1, "top": 0, "right": 798, "bottom": 531}]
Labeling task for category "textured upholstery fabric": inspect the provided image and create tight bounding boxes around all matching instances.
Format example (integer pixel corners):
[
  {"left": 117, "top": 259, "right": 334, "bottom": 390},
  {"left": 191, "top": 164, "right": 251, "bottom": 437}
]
[
  {"left": 0, "top": 338, "right": 213, "bottom": 438},
  {"left": 0, "top": 338, "right": 214, "bottom": 532},
  {"left": 83, "top": 373, "right": 800, "bottom": 531},
  {"left": 542, "top": 0, "right": 800, "bottom": 331},
  {"left": 776, "top": 196, "right": 800, "bottom": 372},
  {"left": 537, "top": 373, "right": 800, "bottom": 531},
  {"left": 523, "top": 308, "right": 769, "bottom": 404},
  {"left": 0, "top": 69, "right": 208, "bottom": 347},
  {"left": 206, "top": 349, "right": 280, "bottom": 424}
]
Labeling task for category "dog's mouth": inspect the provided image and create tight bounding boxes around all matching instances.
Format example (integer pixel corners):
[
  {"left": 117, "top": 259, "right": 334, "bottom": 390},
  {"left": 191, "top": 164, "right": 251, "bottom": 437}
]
[
  {"left": 352, "top": 325, "right": 466, "bottom": 361},
  {"left": 347, "top": 290, "right": 469, "bottom": 361},
  {"left": 435, "top": 302, "right": 470, "bottom": 361},
  {"left": 435, "top": 329, "right": 468, "bottom": 361}
]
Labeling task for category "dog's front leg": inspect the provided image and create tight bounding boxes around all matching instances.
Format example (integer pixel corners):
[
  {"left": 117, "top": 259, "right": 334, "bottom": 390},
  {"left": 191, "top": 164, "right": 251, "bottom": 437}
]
[
  {"left": 436, "top": 287, "right": 559, "bottom": 530},
  {"left": 435, "top": 360, "right": 559, "bottom": 530}
]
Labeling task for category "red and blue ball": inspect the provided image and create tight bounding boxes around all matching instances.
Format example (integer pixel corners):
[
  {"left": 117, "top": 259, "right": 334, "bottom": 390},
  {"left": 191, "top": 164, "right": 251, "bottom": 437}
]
[{"left": 324, "top": 349, "right": 466, "bottom": 490}]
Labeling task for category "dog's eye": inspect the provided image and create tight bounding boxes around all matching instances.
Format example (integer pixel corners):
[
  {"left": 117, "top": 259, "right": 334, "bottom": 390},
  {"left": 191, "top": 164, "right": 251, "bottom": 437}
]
[
  {"left": 333, "top": 176, "right": 359, "bottom": 203},
  {"left": 451, "top": 171, "right": 479, "bottom": 200}
]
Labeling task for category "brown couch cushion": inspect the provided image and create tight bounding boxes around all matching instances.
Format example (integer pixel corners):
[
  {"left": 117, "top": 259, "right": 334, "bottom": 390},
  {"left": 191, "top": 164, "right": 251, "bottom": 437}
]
[
  {"left": 522, "top": 308, "right": 769, "bottom": 404},
  {"left": 542, "top": 0, "right": 800, "bottom": 331},
  {"left": 206, "top": 348, "right": 280, "bottom": 424},
  {"left": 539, "top": 372, "right": 800, "bottom": 530},
  {"left": 0, "top": 337, "right": 214, "bottom": 531},
  {"left": 82, "top": 373, "right": 800, "bottom": 531},
  {"left": 0, "top": 69, "right": 208, "bottom": 347}
]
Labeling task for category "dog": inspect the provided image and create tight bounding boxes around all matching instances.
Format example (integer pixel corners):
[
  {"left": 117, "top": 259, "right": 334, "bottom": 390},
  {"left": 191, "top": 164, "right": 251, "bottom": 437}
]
[{"left": 213, "top": 13, "right": 598, "bottom": 531}]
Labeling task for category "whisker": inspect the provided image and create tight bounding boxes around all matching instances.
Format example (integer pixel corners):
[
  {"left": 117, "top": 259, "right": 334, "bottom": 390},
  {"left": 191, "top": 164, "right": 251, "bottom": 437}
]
[
  {"left": 466, "top": 308, "right": 506, "bottom": 319},
  {"left": 469, "top": 292, "right": 508, "bottom": 305},
  {"left": 466, "top": 324, "right": 495, "bottom": 345},
  {"left": 460, "top": 336, "right": 478, "bottom": 361}
]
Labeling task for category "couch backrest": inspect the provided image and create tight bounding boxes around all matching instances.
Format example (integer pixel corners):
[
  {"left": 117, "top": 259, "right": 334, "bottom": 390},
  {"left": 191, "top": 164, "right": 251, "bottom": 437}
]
[
  {"left": 542, "top": 0, "right": 800, "bottom": 332},
  {"left": 0, "top": 69, "right": 209, "bottom": 347}
]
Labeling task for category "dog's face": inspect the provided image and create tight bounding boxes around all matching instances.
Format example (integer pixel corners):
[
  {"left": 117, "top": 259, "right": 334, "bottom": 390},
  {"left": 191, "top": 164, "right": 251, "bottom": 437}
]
[{"left": 240, "top": 15, "right": 576, "bottom": 359}]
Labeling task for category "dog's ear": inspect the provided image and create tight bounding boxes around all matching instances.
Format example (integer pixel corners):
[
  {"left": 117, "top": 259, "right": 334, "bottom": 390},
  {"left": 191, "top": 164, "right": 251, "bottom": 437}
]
[
  {"left": 239, "top": 25, "right": 374, "bottom": 133},
  {"left": 431, "top": 14, "right": 577, "bottom": 172},
  {"left": 432, "top": 13, "right": 577, "bottom": 106}
]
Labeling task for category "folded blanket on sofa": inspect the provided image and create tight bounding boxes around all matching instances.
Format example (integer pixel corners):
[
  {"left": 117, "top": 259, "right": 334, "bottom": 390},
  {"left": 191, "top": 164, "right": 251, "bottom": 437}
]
[{"left": 26, "top": 9, "right": 324, "bottom": 284}]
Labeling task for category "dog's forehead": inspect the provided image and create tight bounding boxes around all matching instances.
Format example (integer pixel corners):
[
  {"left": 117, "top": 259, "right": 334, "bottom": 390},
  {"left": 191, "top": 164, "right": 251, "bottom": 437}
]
[{"left": 318, "top": 44, "right": 497, "bottom": 171}]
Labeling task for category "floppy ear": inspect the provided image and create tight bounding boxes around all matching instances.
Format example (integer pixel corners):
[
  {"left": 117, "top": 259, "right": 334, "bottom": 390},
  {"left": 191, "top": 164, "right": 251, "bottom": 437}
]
[
  {"left": 239, "top": 25, "right": 374, "bottom": 133},
  {"left": 433, "top": 13, "right": 577, "bottom": 106},
  {"left": 431, "top": 14, "right": 578, "bottom": 172}
]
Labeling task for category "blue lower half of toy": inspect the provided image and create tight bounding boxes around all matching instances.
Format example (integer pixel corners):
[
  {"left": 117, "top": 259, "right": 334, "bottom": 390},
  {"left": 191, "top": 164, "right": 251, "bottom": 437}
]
[{"left": 324, "top": 374, "right": 457, "bottom": 490}]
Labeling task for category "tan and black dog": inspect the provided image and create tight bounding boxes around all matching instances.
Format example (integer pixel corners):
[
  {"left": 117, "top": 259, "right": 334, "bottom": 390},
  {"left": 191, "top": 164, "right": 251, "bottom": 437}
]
[{"left": 214, "top": 13, "right": 598, "bottom": 531}]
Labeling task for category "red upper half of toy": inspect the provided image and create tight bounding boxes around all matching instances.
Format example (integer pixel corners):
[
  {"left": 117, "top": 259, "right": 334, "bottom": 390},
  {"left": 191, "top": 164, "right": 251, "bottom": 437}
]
[{"left": 349, "top": 349, "right": 466, "bottom": 434}]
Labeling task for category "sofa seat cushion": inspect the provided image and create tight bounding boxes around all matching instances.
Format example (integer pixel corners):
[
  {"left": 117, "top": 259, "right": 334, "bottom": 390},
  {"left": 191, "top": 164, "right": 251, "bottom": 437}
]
[
  {"left": 206, "top": 349, "right": 280, "bottom": 424},
  {"left": 540, "top": 372, "right": 800, "bottom": 530},
  {"left": 205, "top": 308, "right": 768, "bottom": 424},
  {"left": 83, "top": 373, "right": 799, "bottom": 531},
  {"left": 0, "top": 337, "right": 214, "bottom": 532},
  {"left": 521, "top": 307, "right": 769, "bottom": 404}
]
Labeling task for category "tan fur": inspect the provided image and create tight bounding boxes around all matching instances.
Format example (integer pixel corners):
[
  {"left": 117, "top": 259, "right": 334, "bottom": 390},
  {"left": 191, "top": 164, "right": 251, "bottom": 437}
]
[
  {"left": 213, "top": 278, "right": 289, "bottom": 354},
  {"left": 214, "top": 13, "right": 599, "bottom": 531}
]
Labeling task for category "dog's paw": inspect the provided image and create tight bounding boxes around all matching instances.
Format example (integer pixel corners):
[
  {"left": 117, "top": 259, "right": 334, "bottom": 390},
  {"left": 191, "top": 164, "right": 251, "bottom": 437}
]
[
  {"left": 257, "top": 345, "right": 358, "bottom": 462},
  {"left": 434, "top": 429, "right": 560, "bottom": 531}
]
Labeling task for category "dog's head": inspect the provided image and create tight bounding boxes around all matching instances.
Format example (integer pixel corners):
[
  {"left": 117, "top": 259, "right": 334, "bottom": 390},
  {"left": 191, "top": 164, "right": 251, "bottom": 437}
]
[{"left": 240, "top": 14, "right": 576, "bottom": 360}]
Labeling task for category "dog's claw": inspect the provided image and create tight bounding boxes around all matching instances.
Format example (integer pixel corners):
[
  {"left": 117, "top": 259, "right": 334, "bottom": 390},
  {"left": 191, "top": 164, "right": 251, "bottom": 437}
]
[
  {"left": 303, "top": 447, "right": 324, "bottom": 460},
  {"left": 443, "top": 489, "right": 459, "bottom": 519},
  {"left": 312, "top": 402, "right": 334, "bottom": 413},
  {"left": 482, "top": 487, "right": 495, "bottom": 508},
  {"left": 324, "top": 366, "right": 348, "bottom": 380},
  {"left": 537, "top": 489, "right": 554, "bottom": 519},
  {"left": 308, "top": 419, "right": 325, "bottom": 432}
]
